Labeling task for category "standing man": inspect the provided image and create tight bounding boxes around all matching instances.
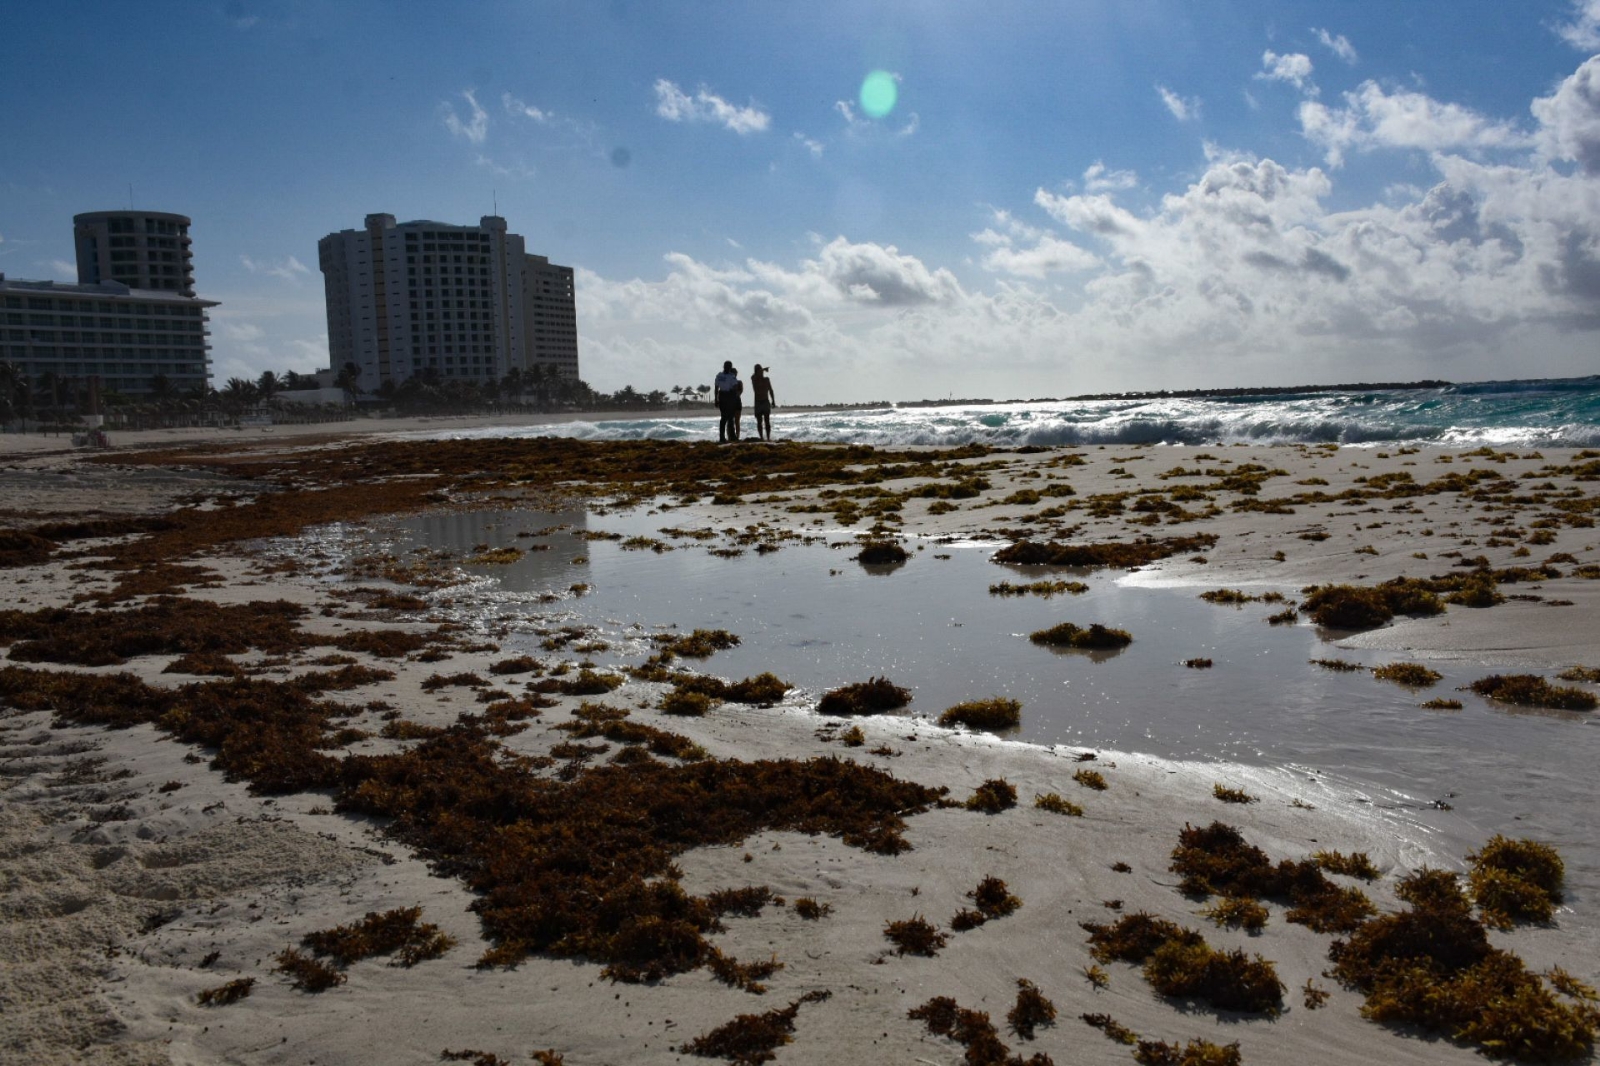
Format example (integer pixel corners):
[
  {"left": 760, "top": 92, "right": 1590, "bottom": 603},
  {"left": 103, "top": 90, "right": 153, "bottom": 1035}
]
[
  {"left": 714, "top": 361, "right": 743, "bottom": 443},
  {"left": 751, "top": 364, "right": 776, "bottom": 441}
]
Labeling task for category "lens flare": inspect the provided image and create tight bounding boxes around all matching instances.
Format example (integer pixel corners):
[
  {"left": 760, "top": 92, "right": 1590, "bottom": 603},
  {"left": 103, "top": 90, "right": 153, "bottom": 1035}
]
[{"left": 859, "top": 70, "right": 898, "bottom": 118}]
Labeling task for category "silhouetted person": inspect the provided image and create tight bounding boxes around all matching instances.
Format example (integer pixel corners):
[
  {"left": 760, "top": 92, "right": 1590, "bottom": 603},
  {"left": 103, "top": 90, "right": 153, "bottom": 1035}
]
[
  {"left": 751, "top": 364, "right": 776, "bottom": 441},
  {"left": 714, "top": 360, "right": 743, "bottom": 442}
]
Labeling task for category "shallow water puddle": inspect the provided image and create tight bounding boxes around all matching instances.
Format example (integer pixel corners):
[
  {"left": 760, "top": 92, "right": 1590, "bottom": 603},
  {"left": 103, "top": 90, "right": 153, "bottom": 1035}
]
[{"left": 343, "top": 503, "right": 1600, "bottom": 902}]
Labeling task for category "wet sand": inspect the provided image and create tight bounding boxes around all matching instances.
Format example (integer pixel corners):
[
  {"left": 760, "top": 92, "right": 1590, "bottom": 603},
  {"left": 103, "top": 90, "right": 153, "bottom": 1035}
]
[{"left": 2, "top": 435, "right": 1597, "bottom": 1065}]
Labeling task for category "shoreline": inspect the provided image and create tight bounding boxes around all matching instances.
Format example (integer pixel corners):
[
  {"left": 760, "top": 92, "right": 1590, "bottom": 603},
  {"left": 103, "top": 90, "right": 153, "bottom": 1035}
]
[{"left": 2, "top": 436, "right": 1597, "bottom": 1064}]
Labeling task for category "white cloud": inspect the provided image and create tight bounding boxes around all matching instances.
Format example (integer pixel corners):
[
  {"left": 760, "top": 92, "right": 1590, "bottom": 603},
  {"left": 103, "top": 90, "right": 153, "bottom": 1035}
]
[
  {"left": 1157, "top": 85, "right": 1201, "bottom": 122},
  {"left": 897, "top": 112, "right": 920, "bottom": 138},
  {"left": 793, "top": 132, "right": 824, "bottom": 158},
  {"left": 1532, "top": 54, "right": 1600, "bottom": 174},
  {"left": 1083, "top": 161, "right": 1139, "bottom": 192},
  {"left": 45, "top": 259, "right": 75, "bottom": 279},
  {"left": 240, "top": 254, "right": 311, "bottom": 284},
  {"left": 1301, "top": 81, "right": 1534, "bottom": 166},
  {"left": 1555, "top": 0, "right": 1600, "bottom": 49},
  {"left": 475, "top": 154, "right": 538, "bottom": 180},
  {"left": 653, "top": 79, "right": 770, "bottom": 135},
  {"left": 1258, "top": 51, "right": 1316, "bottom": 93},
  {"left": 501, "top": 92, "right": 551, "bottom": 123},
  {"left": 1313, "top": 28, "right": 1358, "bottom": 64},
  {"left": 565, "top": 55, "right": 1600, "bottom": 401},
  {"left": 980, "top": 233, "right": 1100, "bottom": 278},
  {"left": 441, "top": 90, "right": 489, "bottom": 145}
]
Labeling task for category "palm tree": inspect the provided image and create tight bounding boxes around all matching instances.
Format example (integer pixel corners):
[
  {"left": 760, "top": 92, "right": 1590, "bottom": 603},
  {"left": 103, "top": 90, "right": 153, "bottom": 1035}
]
[
  {"left": 257, "top": 370, "right": 282, "bottom": 403},
  {"left": 221, "top": 377, "right": 258, "bottom": 416},
  {"left": 335, "top": 362, "right": 361, "bottom": 406}
]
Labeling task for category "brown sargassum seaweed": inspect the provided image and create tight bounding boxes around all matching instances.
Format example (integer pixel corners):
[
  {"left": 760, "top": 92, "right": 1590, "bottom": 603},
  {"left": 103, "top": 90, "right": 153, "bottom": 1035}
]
[
  {"left": 1080, "top": 912, "right": 1285, "bottom": 1015},
  {"left": 1170, "top": 821, "right": 1374, "bottom": 934},
  {"left": 908, "top": 995, "right": 1055, "bottom": 1066},
  {"left": 0, "top": 666, "right": 943, "bottom": 982},
  {"left": 994, "top": 533, "right": 1218, "bottom": 569},
  {"left": 681, "top": 990, "right": 831, "bottom": 1064}
]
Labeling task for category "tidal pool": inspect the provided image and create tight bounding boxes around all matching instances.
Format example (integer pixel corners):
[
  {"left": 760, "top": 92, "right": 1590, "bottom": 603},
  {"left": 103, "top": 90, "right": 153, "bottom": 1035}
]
[{"left": 333, "top": 502, "right": 1600, "bottom": 908}]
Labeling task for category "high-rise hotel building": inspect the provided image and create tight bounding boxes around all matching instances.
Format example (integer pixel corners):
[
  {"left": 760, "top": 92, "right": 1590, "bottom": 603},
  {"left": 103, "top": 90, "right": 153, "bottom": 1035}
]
[
  {"left": 0, "top": 211, "right": 216, "bottom": 395},
  {"left": 318, "top": 213, "right": 579, "bottom": 391}
]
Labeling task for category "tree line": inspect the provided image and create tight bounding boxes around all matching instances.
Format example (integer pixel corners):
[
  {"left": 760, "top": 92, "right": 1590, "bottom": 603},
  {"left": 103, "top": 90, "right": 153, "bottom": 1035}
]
[{"left": 0, "top": 359, "right": 715, "bottom": 431}]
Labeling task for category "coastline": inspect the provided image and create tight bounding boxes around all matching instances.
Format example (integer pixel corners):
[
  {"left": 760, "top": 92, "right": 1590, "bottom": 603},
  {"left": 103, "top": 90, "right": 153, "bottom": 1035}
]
[{"left": 2, "top": 435, "right": 1597, "bottom": 1064}]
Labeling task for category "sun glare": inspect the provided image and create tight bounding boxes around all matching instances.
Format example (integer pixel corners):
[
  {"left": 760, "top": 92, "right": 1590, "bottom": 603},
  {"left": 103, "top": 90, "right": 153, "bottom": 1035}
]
[{"left": 860, "top": 69, "right": 898, "bottom": 118}]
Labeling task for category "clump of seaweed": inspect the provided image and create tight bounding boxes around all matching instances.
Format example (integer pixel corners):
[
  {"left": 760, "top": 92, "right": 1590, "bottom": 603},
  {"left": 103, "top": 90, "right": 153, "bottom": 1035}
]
[
  {"left": 970, "top": 876, "right": 1021, "bottom": 919},
  {"left": 1310, "top": 657, "right": 1365, "bottom": 672},
  {"left": 1169, "top": 822, "right": 1375, "bottom": 934},
  {"left": 1133, "top": 1038, "right": 1242, "bottom": 1066},
  {"left": 1372, "top": 662, "right": 1443, "bottom": 687},
  {"left": 163, "top": 651, "right": 244, "bottom": 677},
  {"left": 651, "top": 629, "right": 741, "bottom": 660},
  {"left": 1082, "top": 1012, "right": 1137, "bottom": 1044},
  {"left": 1201, "top": 897, "right": 1268, "bottom": 933},
  {"left": 1029, "top": 623, "right": 1132, "bottom": 649},
  {"left": 837, "top": 724, "right": 866, "bottom": 746},
  {"left": 990, "top": 580, "right": 1089, "bottom": 597},
  {"left": 994, "top": 534, "right": 1218, "bottom": 568},
  {"left": 1467, "top": 835, "right": 1564, "bottom": 927},
  {"left": 1468, "top": 674, "right": 1598, "bottom": 710},
  {"left": 908, "top": 995, "right": 1055, "bottom": 1066},
  {"left": 937, "top": 697, "right": 1021, "bottom": 731},
  {"left": 274, "top": 948, "right": 347, "bottom": 992},
  {"left": 660, "top": 689, "right": 716, "bottom": 717},
  {"left": 792, "top": 897, "right": 832, "bottom": 920},
  {"left": 1035, "top": 792, "right": 1083, "bottom": 816},
  {"left": 1314, "top": 851, "right": 1380, "bottom": 881},
  {"left": 884, "top": 915, "right": 948, "bottom": 956},
  {"left": 488, "top": 655, "right": 542, "bottom": 675},
  {"left": 1081, "top": 912, "right": 1285, "bottom": 1015},
  {"left": 706, "top": 949, "right": 783, "bottom": 994},
  {"left": 1073, "top": 769, "right": 1108, "bottom": 791},
  {"left": 1303, "top": 979, "right": 1331, "bottom": 1009},
  {"left": 816, "top": 677, "right": 911, "bottom": 716},
  {"left": 855, "top": 540, "right": 909, "bottom": 564},
  {"left": 1183, "top": 658, "right": 1213, "bottom": 669},
  {"left": 299, "top": 906, "right": 456, "bottom": 968},
  {"left": 421, "top": 671, "right": 487, "bottom": 692},
  {"left": 966, "top": 778, "right": 1018, "bottom": 813},
  {"left": 1330, "top": 863, "right": 1597, "bottom": 1061},
  {"left": 680, "top": 990, "right": 831, "bottom": 1064},
  {"left": 440, "top": 1052, "right": 510, "bottom": 1066},
  {"left": 195, "top": 977, "right": 255, "bottom": 1006},
  {"left": 1422, "top": 697, "right": 1465, "bottom": 710},
  {"left": 1212, "top": 784, "right": 1256, "bottom": 804},
  {"left": 1008, "top": 979, "right": 1056, "bottom": 1039},
  {"left": 1199, "top": 589, "right": 1258, "bottom": 605},
  {"left": 1301, "top": 579, "right": 1445, "bottom": 629},
  {"left": 1556, "top": 666, "right": 1600, "bottom": 683},
  {"left": 662, "top": 672, "right": 793, "bottom": 707}
]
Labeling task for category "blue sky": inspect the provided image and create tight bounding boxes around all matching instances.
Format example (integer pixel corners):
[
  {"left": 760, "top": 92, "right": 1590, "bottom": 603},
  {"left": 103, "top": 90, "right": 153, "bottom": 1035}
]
[{"left": 3, "top": 1, "right": 1598, "bottom": 402}]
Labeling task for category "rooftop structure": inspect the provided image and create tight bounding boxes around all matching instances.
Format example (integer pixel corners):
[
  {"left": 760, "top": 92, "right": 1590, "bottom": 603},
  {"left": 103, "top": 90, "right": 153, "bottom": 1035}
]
[{"left": 74, "top": 210, "right": 197, "bottom": 297}]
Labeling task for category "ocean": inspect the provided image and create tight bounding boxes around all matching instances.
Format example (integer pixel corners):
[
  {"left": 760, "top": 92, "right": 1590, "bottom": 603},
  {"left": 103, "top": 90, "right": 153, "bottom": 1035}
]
[{"left": 416, "top": 376, "right": 1600, "bottom": 448}]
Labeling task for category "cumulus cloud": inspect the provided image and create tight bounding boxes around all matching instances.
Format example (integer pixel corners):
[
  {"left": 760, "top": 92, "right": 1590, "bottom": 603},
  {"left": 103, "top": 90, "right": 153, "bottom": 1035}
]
[
  {"left": 1555, "top": 0, "right": 1600, "bottom": 49},
  {"left": 1156, "top": 85, "right": 1201, "bottom": 122},
  {"left": 1258, "top": 51, "right": 1316, "bottom": 92},
  {"left": 45, "top": 259, "right": 76, "bottom": 279},
  {"left": 1083, "top": 161, "right": 1139, "bottom": 192},
  {"left": 793, "top": 132, "right": 824, "bottom": 158},
  {"left": 1300, "top": 81, "right": 1534, "bottom": 165},
  {"left": 980, "top": 234, "right": 1100, "bottom": 278},
  {"left": 240, "top": 254, "right": 311, "bottom": 284},
  {"left": 653, "top": 79, "right": 770, "bottom": 134},
  {"left": 1313, "top": 28, "right": 1358, "bottom": 64},
  {"left": 1532, "top": 55, "right": 1600, "bottom": 174},
  {"left": 441, "top": 90, "right": 489, "bottom": 144},
  {"left": 570, "top": 54, "right": 1600, "bottom": 399}
]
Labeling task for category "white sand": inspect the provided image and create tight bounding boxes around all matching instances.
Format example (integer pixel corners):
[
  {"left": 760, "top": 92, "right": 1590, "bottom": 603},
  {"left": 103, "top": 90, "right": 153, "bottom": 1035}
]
[{"left": 2, "top": 437, "right": 1597, "bottom": 1065}]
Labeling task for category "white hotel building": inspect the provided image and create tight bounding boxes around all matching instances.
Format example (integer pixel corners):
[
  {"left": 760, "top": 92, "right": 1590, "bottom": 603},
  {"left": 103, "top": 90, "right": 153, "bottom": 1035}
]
[{"left": 317, "top": 214, "right": 578, "bottom": 392}]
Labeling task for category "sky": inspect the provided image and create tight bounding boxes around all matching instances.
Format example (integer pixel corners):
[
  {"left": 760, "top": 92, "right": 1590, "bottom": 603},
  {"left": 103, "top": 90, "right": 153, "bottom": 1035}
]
[{"left": 2, "top": 1, "right": 1599, "bottom": 404}]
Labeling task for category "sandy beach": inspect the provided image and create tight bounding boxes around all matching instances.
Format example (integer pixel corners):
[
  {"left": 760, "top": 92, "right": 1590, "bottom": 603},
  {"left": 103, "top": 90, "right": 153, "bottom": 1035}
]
[{"left": 2, "top": 430, "right": 1598, "bottom": 1065}]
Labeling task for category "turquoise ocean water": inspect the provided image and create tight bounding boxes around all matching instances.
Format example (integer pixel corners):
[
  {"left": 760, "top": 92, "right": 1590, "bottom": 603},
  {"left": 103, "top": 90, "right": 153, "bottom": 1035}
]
[{"left": 419, "top": 376, "right": 1600, "bottom": 448}]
